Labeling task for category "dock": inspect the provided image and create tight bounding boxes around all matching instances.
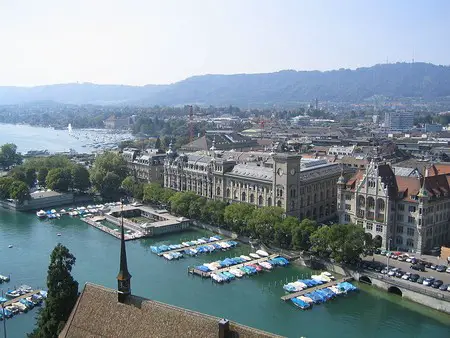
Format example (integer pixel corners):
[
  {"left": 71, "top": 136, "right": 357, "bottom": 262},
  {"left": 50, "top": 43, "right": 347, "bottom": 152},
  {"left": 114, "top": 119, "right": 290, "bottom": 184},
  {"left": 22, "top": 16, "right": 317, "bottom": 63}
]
[
  {"left": 157, "top": 237, "right": 231, "bottom": 256},
  {"left": 281, "top": 276, "right": 354, "bottom": 301},
  {"left": 81, "top": 217, "right": 146, "bottom": 241},
  {"left": 189, "top": 254, "right": 283, "bottom": 277},
  {"left": 3, "top": 290, "right": 42, "bottom": 307}
]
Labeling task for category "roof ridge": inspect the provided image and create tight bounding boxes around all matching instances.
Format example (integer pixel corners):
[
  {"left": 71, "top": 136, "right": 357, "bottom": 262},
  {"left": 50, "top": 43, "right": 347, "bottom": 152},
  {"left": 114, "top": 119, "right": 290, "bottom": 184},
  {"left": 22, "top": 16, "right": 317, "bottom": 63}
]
[{"left": 59, "top": 283, "right": 90, "bottom": 338}]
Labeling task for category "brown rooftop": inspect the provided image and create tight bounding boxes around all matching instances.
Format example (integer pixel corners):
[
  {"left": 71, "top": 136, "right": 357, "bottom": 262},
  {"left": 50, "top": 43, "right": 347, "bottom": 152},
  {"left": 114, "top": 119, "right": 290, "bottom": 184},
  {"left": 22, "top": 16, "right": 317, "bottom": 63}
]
[{"left": 59, "top": 283, "right": 283, "bottom": 338}]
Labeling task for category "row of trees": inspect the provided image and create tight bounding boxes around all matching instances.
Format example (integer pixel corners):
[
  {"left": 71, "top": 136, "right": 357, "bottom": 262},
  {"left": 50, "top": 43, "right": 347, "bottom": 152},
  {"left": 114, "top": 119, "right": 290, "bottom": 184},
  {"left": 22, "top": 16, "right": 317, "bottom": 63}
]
[
  {"left": 141, "top": 187, "right": 373, "bottom": 262},
  {"left": 0, "top": 143, "right": 22, "bottom": 170}
]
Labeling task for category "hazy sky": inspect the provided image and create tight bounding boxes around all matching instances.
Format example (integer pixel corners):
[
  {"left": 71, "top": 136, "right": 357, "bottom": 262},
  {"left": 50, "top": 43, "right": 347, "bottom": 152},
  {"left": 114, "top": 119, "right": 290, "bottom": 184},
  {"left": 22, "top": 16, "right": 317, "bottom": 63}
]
[{"left": 0, "top": 0, "right": 448, "bottom": 86}]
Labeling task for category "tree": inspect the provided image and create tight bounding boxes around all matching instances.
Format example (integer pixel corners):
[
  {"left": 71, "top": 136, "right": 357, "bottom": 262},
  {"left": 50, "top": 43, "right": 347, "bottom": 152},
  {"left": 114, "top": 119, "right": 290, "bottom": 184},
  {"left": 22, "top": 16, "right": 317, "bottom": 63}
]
[
  {"left": 188, "top": 196, "right": 206, "bottom": 219},
  {"left": 121, "top": 176, "right": 135, "bottom": 196},
  {"left": 25, "top": 168, "right": 37, "bottom": 187},
  {"left": 100, "top": 172, "right": 122, "bottom": 199},
  {"left": 10, "top": 167, "right": 26, "bottom": 182},
  {"left": 0, "top": 143, "right": 22, "bottom": 169},
  {"left": 169, "top": 191, "right": 198, "bottom": 217},
  {"left": 37, "top": 168, "right": 49, "bottom": 187},
  {"left": 224, "top": 203, "right": 255, "bottom": 233},
  {"left": 310, "top": 225, "right": 332, "bottom": 258},
  {"left": 71, "top": 164, "right": 91, "bottom": 192},
  {"left": 155, "top": 137, "right": 162, "bottom": 150},
  {"left": 291, "top": 219, "right": 318, "bottom": 251},
  {"left": 0, "top": 176, "right": 14, "bottom": 199},
  {"left": 28, "top": 244, "right": 79, "bottom": 338},
  {"left": 46, "top": 168, "right": 72, "bottom": 192},
  {"left": 273, "top": 216, "right": 298, "bottom": 249},
  {"left": 160, "top": 188, "right": 175, "bottom": 204},
  {"left": 9, "top": 180, "right": 30, "bottom": 203},
  {"left": 247, "top": 207, "right": 284, "bottom": 243},
  {"left": 90, "top": 152, "right": 128, "bottom": 197},
  {"left": 143, "top": 183, "right": 163, "bottom": 204},
  {"left": 201, "top": 200, "right": 227, "bottom": 225}
]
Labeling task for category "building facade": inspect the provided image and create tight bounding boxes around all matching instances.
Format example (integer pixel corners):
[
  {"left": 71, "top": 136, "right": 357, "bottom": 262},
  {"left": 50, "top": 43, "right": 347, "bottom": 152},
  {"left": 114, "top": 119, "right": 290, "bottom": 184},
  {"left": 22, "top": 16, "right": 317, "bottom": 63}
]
[
  {"left": 337, "top": 160, "right": 450, "bottom": 254},
  {"left": 384, "top": 111, "right": 414, "bottom": 132},
  {"left": 164, "top": 144, "right": 341, "bottom": 222},
  {"left": 122, "top": 148, "right": 165, "bottom": 183}
]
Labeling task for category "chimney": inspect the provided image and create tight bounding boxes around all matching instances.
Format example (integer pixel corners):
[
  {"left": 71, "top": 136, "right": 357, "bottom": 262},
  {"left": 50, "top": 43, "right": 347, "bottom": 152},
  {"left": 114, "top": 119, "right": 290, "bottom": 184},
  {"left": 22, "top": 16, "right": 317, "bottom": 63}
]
[{"left": 218, "top": 318, "right": 230, "bottom": 338}]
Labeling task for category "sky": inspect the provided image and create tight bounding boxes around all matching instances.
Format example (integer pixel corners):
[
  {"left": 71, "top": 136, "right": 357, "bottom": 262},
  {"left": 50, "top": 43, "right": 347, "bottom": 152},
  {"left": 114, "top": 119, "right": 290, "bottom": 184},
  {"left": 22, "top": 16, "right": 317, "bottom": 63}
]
[{"left": 0, "top": 0, "right": 449, "bottom": 86}]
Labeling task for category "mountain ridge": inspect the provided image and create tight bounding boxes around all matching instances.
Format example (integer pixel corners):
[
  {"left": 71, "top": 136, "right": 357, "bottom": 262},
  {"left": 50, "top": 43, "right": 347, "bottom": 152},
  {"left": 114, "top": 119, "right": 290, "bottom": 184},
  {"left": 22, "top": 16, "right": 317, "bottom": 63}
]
[{"left": 1, "top": 62, "right": 449, "bottom": 106}]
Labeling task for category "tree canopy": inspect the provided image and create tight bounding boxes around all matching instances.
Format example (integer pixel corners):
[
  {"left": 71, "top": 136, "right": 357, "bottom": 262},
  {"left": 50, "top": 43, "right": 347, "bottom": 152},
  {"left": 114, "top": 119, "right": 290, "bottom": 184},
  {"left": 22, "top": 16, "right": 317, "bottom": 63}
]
[
  {"left": 71, "top": 164, "right": 91, "bottom": 192},
  {"left": 29, "top": 244, "right": 79, "bottom": 338},
  {"left": 0, "top": 143, "right": 22, "bottom": 169},
  {"left": 46, "top": 168, "right": 72, "bottom": 192},
  {"left": 90, "top": 152, "right": 128, "bottom": 198}
]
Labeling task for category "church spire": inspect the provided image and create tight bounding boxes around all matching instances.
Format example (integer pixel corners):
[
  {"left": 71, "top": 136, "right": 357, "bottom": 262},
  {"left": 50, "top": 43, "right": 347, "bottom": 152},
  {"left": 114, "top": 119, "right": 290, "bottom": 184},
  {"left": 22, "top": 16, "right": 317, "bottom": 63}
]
[{"left": 117, "top": 200, "right": 131, "bottom": 303}]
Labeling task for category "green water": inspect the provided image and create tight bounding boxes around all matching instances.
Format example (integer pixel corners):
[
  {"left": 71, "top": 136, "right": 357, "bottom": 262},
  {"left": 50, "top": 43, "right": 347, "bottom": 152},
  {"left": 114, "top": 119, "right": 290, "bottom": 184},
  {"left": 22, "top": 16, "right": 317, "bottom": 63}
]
[{"left": 1, "top": 209, "right": 449, "bottom": 338}]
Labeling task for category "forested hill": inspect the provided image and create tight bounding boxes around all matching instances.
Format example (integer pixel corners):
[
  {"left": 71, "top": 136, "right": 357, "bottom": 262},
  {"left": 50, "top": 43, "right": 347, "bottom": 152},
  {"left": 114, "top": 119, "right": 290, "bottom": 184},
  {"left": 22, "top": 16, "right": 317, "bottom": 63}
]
[{"left": 1, "top": 62, "right": 449, "bottom": 106}]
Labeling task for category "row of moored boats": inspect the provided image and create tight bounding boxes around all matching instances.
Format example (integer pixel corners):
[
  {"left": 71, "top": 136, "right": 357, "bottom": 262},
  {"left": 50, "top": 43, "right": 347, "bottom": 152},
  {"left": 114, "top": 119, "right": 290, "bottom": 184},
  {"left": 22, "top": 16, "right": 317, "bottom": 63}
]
[
  {"left": 1, "top": 288, "right": 48, "bottom": 320},
  {"left": 196, "top": 253, "right": 289, "bottom": 283},
  {"left": 36, "top": 201, "right": 123, "bottom": 219}
]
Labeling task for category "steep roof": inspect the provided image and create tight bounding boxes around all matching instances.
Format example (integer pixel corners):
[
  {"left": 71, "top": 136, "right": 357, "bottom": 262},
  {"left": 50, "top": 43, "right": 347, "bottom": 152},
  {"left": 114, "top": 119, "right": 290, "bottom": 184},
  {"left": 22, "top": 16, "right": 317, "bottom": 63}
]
[{"left": 60, "top": 283, "right": 282, "bottom": 338}]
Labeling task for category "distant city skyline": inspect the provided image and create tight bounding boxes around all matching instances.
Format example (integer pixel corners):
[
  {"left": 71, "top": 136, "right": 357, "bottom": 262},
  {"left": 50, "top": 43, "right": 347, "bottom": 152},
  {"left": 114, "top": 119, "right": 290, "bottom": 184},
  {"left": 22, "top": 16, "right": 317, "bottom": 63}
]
[{"left": 0, "top": 0, "right": 449, "bottom": 86}]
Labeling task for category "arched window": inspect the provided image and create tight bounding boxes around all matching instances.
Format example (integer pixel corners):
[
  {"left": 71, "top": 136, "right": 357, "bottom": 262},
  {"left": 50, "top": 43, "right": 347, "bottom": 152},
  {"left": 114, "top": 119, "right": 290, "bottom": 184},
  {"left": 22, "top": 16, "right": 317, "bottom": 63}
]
[
  {"left": 406, "top": 238, "right": 414, "bottom": 247},
  {"left": 396, "top": 237, "right": 403, "bottom": 245},
  {"left": 241, "top": 192, "right": 246, "bottom": 202},
  {"left": 377, "top": 199, "right": 385, "bottom": 211},
  {"left": 216, "top": 187, "right": 221, "bottom": 196},
  {"left": 307, "top": 196, "right": 311, "bottom": 205},
  {"left": 267, "top": 197, "right": 272, "bottom": 207},
  {"left": 367, "top": 197, "right": 375, "bottom": 209},
  {"left": 250, "top": 194, "right": 255, "bottom": 203},
  {"left": 314, "top": 193, "right": 317, "bottom": 203},
  {"left": 319, "top": 205, "right": 324, "bottom": 217},
  {"left": 358, "top": 195, "right": 365, "bottom": 207},
  {"left": 258, "top": 195, "right": 263, "bottom": 206},
  {"left": 320, "top": 191, "right": 324, "bottom": 201},
  {"left": 277, "top": 200, "right": 282, "bottom": 207},
  {"left": 226, "top": 188, "right": 230, "bottom": 198},
  {"left": 233, "top": 190, "right": 238, "bottom": 199},
  {"left": 291, "top": 200, "right": 295, "bottom": 211},
  {"left": 306, "top": 210, "right": 311, "bottom": 218}
]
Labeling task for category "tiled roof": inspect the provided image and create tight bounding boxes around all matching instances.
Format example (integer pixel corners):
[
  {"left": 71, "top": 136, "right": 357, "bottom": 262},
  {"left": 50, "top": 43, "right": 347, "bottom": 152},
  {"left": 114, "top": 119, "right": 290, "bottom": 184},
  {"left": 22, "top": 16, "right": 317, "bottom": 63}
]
[
  {"left": 227, "top": 164, "right": 273, "bottom": 181},
  {"left": 60, "top": 283, "right": 282, "bottom": 338},
  {"left": 432, "top": 163, "right": 450, "bottom": 175}
]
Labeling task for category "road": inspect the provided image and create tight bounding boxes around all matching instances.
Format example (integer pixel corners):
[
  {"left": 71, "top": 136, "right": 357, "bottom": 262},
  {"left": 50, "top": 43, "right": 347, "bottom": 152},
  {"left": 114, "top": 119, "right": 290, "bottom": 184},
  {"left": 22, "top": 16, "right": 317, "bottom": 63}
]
[{"left": 362, "top": 254, "right": 450, "bottom": 286}]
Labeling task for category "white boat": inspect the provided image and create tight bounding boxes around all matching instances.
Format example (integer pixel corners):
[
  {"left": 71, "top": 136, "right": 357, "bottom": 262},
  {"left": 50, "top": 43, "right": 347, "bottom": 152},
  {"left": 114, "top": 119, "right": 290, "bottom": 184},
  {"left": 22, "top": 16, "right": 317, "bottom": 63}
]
[
  {"left": 57, "top": 233, "right": 62, "bottom": 236},
  {"left": 321, "top": 272, "right": 335, "bottom": 280},
  {"left": 56, "top": 213, "right": 61, "bottom": 218},
  {"left": 240, "top": 255, "right": 251, "bottom": 261},
  {"left": 12, "top": 302, "right": 27, "bottom": 312},
  {"left": 249, "top": 253, "right": 260, "bottom": 259},
  {"left": 258, "top": 261, "right": 273, "bottom": 270},
  {"left": 36, "top": 210, "right": 47, "bottom": 218},
  {"left": 50, "top": 209, "right": 57, "bottom": 214},
  {"left": 229, "top": 268, "right": 244, "bottom": 277},
  {"left": 60, "top": 209, "right": 66, "bottom": 213},
  {"left": 211, "top": 273, "right": 224, "bottom": 283},
  {"left": 8, "top": 245, "right": 13, "bottom": 248},
  {"left": 162, "top": 253, "right": 174, "bottom": 260},
  {"left": 256, "top": 250, "right": 269, "bottom": 257}
]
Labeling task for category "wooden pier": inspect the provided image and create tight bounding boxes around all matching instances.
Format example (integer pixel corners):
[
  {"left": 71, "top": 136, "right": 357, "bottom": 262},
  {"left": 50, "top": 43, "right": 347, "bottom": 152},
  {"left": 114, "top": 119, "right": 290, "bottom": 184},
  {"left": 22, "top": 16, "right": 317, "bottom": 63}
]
[
  {"left": 81, "top": 217, "right": 146, "bottom": 241},
  {"left": 157, "top": 237, "right": 231, "bottom": 256},
  {"left": 3, "top": 290, "right": 43, "bottom": 307},
  {"left": 189, "top": 254, "right": 283, "bottom": 277},
  {"left": 280, "top": 276, "right": 354, "bottom": 301}
]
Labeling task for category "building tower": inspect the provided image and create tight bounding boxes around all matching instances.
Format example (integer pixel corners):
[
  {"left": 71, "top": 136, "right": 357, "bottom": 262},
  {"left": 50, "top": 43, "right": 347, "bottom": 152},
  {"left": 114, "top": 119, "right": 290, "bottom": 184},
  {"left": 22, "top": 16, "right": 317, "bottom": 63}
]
[
  {"left": 336, "top": 167, "right": 347, "bottom": 223},
  {"left": 416, "top": 167, "right": 429, "bottom": 254},
  {"left": 117, "top": 202, "right": 132, "bottom": 303}
]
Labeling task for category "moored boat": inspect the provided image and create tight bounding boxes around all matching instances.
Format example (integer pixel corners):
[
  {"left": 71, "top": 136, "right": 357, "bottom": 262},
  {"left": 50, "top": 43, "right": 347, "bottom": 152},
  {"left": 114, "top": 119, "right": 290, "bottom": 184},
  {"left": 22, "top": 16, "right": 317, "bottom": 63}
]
[
  {"left": 36, "top": 210, "right": 46, "bottom": 218},
  {"left": 256, "top": 250, "right": 269, "bottom": 257},
  {"left": 249, "top": 253, "right": 260, "bottom": 259}
]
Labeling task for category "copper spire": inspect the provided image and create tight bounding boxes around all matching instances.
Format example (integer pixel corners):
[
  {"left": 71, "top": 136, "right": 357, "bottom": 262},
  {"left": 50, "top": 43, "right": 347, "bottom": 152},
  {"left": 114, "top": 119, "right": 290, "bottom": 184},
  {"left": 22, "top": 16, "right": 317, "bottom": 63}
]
[{"left": 117, "top": 200, "right": 131, "bottom": 302}]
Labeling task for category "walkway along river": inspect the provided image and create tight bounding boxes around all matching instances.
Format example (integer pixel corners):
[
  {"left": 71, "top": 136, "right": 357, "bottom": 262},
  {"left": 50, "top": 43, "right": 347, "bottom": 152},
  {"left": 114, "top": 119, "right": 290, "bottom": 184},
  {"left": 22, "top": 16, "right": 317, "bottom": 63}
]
[{"left": 0, "top": 209, "right": 449, "bottom": 337}]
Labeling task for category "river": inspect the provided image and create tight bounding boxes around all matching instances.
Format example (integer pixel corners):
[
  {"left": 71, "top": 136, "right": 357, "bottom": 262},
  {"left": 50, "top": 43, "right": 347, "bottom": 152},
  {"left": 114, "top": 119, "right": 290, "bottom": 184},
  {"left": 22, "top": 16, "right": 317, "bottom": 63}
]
[
  {"left": 1, "top": 209, "right": 449, "bottom": 337},
  {"left": 0, "top": 123, "right": 133, "bottom": 154}
]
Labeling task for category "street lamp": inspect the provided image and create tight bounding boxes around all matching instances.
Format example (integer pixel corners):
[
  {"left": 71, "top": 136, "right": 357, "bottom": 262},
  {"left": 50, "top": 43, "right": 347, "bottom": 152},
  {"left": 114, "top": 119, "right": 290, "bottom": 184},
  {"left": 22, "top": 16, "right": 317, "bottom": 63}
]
[{"left": 386, "top": 237, "right": 392, "bottom": 272}]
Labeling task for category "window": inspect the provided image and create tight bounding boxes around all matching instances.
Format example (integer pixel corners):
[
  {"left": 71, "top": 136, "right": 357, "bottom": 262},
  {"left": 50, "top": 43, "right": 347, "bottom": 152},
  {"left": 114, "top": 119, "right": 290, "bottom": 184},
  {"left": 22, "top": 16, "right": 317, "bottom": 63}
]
[
  {"left": 357, "top": 221, "right": 363, "bottom": 227},
  {"left": 398, "top": 204, "right": 405, "bottom": 211},
  {"left": 408, "top": 206, "right": 416, "bottom": 212},
  {"left": 367, "top": 197, "right": 375, "bottom": 209},
  {"left": 396, "top": 214, "right": 404, "bottom": 222},
  {"left": 366, "top": 223, "right": 373, "bottom": 230},
  {"left": 377, "top": 199, "right": 385, "bottom": 211},
  {"left": 397, "top": 225, "right": 403, "bottom": 234},
  {"left": 250, "top": 194, "right": 255, "bottom": 203},
  {"left": 345, "top": 204, "right": 351, "bottom": 211},
  {"left": 345, "top": 194, "right": 351, "bottom": 201},
  {"left": 408, "top": 216, "right": 415, "bottom": 224},
  {"left": 376, "top": 224, "right": 383, "bottom": 232},
  {"left": 396, "top": 237, "right": 403, "bottom": 245},
  {"left": 406, "top": 238, "right": 414, "bottom": 247},
  {"left": 407, "top": 228, "right": 415, "bottom": 236},
  {"left": 344, "top": 214, "right": 351, "bottom": 222},
  {"left": 258, "top": 195, "right": 263, "bottom": 206}
]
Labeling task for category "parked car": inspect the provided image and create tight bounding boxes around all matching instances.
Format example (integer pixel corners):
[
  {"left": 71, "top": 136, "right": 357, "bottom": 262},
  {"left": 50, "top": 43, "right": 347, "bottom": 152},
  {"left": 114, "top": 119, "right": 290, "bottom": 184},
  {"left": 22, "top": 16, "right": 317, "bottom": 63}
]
[
  {"left": 432, "top": 280, "right": 443, "bottom": 288},
  {"left": 436, "top": 265, "right": 447, "bottom": 273},
  {"left": 398, "top": 255, "right": 408, "bottom": 262},
  {"left": 424, "top": 262, "right": 432, "bottom": 268},
  {"left": 406, "top": 256, "right": 414, "bottom": 263},
  {"left": 401, "top": 272, "right": 411, "bottom": 280},
  {"left": 439, "top": 284, "right": 449, "bottom": 291},
  {"left": 395, "top": 270, "right": 405, "bottom": 278},
  {"left": 446, "top": 267, "right": 450, "bottom": 273},
  {"left": 423, "top": 277, "right": 435, "bottom": 286},
  {"left": 409, "top": 274, "right": 420, "bottom": 282},
  {"left": 410, "top": 258, "right": 418, "bottom": 264},
  {"left": 447, "top": 285, "right": 450, "bottom": 292},
  {"left": 430, "top": 264, "right": 437, "bottom": 270},
  {"left": 381, "top": 268, "right": 389, "bottom": 274},
  {"left": 411, "top": 264, "right": 426, "bottom": 272},
  {"left": 388, "top": 268, "right": 399, "bottom": 276},
  {"left": 391, "top": 254, "right": 399, "bottom": 260},
  {"left": 375, "top": 248, "right": 382, "bottom": 255},
  {"left": 380, "top": 250, "right": 388, "bottom": 256},
  {"left": 417, "top": 276, "right": 425, "bottom": 284}
]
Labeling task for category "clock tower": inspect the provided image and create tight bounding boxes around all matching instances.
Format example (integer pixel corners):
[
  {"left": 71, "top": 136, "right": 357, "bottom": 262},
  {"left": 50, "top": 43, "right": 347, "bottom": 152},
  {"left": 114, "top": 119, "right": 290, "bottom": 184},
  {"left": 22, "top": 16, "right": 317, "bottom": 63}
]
[{"left": 117, "top": 202, "right": 132, "bottom": 303}]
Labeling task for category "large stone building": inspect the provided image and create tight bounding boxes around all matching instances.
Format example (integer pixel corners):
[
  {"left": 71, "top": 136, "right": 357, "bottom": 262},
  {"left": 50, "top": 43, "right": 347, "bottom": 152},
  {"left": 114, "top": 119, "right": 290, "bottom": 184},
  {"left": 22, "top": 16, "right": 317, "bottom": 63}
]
[
  {"left": 181, "top": 131, "right": 259, "bottom": 152},
  {"left": 164, "top": 143, "right": 341, "bottom": 222},
  {"left": 337, "top": 159, "right": 450, "bottom": 254},
  {"left": 122, "top": 148, "right": 166, "bottom": 183}
]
